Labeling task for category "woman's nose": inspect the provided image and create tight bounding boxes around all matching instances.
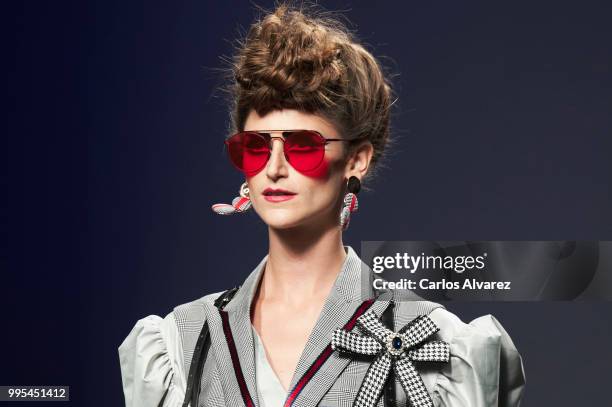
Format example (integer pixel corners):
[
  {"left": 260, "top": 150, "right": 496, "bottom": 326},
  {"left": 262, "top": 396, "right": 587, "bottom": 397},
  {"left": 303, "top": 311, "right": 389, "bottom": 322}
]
[{"left": 266, "top": 138, "right": 289, "bottom": 178}]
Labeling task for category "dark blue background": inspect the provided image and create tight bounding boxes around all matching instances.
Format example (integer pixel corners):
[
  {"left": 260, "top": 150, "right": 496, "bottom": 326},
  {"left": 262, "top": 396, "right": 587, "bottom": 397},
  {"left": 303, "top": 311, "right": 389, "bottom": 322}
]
[{"left": 5, "top": 1, "right": 611, "bottom": 405}]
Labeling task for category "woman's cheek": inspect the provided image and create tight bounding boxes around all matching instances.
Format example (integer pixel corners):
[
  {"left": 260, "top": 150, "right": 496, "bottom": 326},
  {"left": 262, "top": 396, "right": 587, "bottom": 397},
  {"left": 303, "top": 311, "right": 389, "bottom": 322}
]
[{"left": 299, "top": 158, "right": 330, "bottom": 179}]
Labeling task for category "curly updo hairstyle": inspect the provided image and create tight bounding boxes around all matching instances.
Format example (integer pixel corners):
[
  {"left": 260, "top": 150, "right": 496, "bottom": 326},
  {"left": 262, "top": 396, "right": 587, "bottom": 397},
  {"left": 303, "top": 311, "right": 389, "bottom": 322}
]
[{"left": 222, "top": 1, "right": 397, "bottom": 188}]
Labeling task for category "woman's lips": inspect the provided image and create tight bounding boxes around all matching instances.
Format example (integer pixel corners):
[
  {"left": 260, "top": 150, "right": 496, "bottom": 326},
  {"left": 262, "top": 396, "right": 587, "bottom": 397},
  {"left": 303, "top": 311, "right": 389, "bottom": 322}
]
[
  {"left": 263, "top": 194, "right": 296, "bottom": 202},
  {"left": 262, "top": 188, "right": 296, "bottom": 202}
]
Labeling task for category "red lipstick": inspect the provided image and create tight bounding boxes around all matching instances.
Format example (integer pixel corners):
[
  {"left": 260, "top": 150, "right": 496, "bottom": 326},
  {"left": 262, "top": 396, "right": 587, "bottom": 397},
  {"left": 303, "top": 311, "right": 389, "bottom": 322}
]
[{"left": 262, "top": 188, "right": 297, "bottom": 202}]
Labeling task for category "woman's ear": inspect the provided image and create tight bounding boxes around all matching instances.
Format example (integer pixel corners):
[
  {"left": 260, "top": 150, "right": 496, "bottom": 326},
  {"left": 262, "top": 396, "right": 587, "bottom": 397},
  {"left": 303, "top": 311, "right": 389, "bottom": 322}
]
[{"left": 345, "top": 140, "right": 374, "bottom": 179}]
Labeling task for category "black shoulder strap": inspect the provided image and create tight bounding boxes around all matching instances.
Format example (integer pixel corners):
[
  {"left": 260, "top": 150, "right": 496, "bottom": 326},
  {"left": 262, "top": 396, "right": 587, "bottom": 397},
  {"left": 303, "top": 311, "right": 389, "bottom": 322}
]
[
  {"left": 381, "top": 300, "right": 396, "bottom": 406},
  {"left": 182, "top": 286, "right": 240, "bottom": 407}
]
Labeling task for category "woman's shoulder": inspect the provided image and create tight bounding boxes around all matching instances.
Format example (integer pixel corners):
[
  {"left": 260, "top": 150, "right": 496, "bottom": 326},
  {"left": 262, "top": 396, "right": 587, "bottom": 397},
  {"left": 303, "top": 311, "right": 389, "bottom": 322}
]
[
  {"left": 391, "top": 298, "right": 526, "bottom": 407},
  {"left": 116, "top": 289, "right": 238, "bottom": 406},
  {"left": 118, "top": 311, "right": 181, "bottom": 366},
  {"left": 118, "top": 311, "right": 186, "bottom": 407},
  {"left": 171, "top": 289, "right": 232, "bottom": 332},
  {"left": 172, "top": 289, "right": 227, "bottom": 314},
  {"left": 390, "top": 293, "right": 517, "bottom": 346}
]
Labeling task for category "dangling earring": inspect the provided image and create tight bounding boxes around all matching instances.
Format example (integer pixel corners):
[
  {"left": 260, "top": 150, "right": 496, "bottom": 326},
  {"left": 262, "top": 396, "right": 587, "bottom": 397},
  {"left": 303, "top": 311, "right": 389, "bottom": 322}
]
[
  {"left": 211, "top": 182, "right": 252, "bottom": 215},
  {"left": 340, "top": 176, "right": 361, "bottom": 230}
]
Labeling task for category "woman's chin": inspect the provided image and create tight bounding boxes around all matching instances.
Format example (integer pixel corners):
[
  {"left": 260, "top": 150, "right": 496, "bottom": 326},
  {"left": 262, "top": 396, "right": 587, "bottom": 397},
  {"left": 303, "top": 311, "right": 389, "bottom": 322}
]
[
  {"left": 267, "top": 219, "right": 303, "bottom": 230},
  {"left": 261, "top": 213, "right": 307, "bottom": 230}
]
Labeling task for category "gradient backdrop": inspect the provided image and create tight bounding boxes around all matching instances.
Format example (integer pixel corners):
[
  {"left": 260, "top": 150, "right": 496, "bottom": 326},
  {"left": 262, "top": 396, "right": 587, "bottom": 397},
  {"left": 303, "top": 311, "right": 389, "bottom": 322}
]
[{"left": 5, "top": 1, "right": 612, "bottom": 406}]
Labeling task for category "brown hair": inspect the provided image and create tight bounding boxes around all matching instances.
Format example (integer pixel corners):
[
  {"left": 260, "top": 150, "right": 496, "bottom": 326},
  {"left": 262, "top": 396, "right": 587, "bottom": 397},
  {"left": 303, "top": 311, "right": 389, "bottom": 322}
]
[{"left": 221, "top": 1, "right": 397, "bottom": 187}]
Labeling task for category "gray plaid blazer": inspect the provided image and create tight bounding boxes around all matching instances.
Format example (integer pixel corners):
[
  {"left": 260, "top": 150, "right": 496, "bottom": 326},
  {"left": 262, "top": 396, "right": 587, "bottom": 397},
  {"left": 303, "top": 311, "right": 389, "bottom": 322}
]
[{"left": 173, "top": 246, "right": 444, "bottom": 407}]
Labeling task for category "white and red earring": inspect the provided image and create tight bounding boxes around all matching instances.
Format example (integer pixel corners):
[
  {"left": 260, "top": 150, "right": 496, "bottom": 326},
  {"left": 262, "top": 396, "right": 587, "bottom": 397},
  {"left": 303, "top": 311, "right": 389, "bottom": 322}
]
[
  {"left": 340, "top": 176, "right": 360, "bottom": 230},
  {"left": 211, "top": 182, "right": 252, "bottom": 215}
]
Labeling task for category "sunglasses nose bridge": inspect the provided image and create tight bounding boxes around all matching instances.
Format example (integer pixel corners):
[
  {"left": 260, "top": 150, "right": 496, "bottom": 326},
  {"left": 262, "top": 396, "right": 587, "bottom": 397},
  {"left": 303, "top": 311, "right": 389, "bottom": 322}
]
[
  {"left": 266, "top": 136, "right": 290, "bottom": 168},
  {"left": 268, "top": 136, "right": 286, "bottom": 152}
]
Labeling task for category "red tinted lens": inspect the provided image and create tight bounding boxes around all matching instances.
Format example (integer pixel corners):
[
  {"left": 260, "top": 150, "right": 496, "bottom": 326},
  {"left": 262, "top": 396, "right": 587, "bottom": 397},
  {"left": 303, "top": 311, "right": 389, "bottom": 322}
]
[
  {"left": 284, "top": 130, "right": 325, "bottom": 171},
  {"left": 226, "top": 132, "right": 270, "bottom": 173}
]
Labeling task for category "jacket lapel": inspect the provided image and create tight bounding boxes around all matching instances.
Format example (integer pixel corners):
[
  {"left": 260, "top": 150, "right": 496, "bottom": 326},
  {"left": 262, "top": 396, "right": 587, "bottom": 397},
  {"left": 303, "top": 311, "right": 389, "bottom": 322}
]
[
  {"left": 285, "top": 246, "right": 393, "bottom": 407},
  {"left": 204, "top": 254, "right": 268, "bottom": 407}
]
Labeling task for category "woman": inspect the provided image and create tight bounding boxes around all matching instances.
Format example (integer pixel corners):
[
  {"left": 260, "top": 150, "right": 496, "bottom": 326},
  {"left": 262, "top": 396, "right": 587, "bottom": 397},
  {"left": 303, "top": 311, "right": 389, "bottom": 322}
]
[{"left": 118, "top": 3, "right": 526, "bottom": 406}]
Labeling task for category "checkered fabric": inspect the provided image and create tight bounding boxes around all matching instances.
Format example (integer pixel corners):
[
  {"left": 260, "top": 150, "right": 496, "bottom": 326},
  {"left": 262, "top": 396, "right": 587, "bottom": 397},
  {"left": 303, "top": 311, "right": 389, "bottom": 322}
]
[
  {"left": 353, "top": 353, "right": 391, "bottom": 407},
  {"left": 331, "top": 328, "right": 382, "bottom": 355},
  {"left": 394, "top": 358, "right": 433, "bottom": 407},
  {"left": 355, "top": 310, "right": 390, "bottom": 343},
  {"left": 408, "top": 341, "right": 450, "bottom": 362},
  {"left": 331, "top": 310, "right": 450, "bottom": 407},
  {"left": 399, "top": 315, "right": 440, "bottom": 347}
]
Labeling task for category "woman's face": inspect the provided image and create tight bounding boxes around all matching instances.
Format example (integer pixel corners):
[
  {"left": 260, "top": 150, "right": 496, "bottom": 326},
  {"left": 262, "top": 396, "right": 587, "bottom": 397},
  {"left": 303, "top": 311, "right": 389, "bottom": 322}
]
[{"left": 243, "top": 108, "right": 370, "bottom": 231}]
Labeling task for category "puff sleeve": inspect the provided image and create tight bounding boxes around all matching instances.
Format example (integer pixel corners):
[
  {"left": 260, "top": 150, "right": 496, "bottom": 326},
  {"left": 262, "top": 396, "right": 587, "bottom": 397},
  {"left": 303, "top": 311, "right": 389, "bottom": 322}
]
[
  {"left": 428, "top": 309, "right": 526, "bottom": 407},
  {"left": 118, "top": 312, "right": 187, "bottom": 407}
]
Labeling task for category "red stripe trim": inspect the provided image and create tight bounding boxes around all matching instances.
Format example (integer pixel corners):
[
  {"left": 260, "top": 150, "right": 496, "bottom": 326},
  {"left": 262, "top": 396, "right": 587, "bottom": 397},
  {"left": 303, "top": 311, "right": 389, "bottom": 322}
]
[
  {"left": 220, "top": 310, "right": 255, "bottom": 407},
  {"left": 283, "top": 298, "right": 376, "bottom": 407}
]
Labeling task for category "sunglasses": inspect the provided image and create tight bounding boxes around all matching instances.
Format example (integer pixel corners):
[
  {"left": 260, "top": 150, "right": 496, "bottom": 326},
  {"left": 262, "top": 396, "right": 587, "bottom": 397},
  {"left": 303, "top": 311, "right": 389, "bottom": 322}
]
[{"left": 224, "top": 129, "right": 357, "bottom": 175}]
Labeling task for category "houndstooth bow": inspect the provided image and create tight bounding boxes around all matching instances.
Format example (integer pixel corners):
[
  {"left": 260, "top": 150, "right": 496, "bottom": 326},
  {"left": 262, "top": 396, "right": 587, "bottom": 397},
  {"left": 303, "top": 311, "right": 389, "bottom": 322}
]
[{"left": 331, "top": 310, "right": 449, "bottom": 407}]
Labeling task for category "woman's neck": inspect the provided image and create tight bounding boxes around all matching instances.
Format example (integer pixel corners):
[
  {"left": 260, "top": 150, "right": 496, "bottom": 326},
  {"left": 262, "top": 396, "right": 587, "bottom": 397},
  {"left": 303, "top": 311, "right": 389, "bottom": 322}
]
[{"left": 257, "top": 224, "right": 347, "bottom": 307}]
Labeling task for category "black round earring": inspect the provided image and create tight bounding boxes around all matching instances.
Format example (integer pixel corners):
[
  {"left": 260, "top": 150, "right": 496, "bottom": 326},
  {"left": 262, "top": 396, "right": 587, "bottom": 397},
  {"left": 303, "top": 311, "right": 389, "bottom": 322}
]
[{"left": 347, "top": 175, "right": 361, "bottom": 194}]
